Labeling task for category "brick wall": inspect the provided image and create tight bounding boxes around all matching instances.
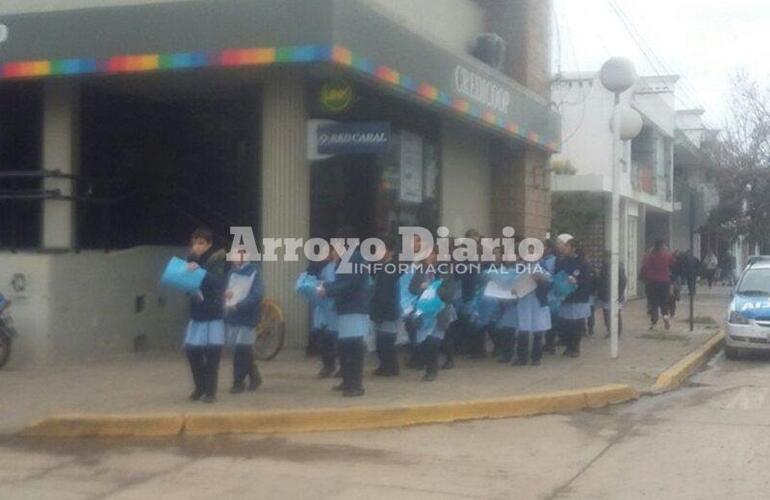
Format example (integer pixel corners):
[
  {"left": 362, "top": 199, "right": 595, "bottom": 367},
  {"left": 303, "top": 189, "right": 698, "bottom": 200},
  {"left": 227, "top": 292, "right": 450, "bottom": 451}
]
[
  {"left": 482, "top": 0, "right": 553, "bottom": 99},
  {"left": 491, "top": 141, "right": 551, "bottom": 239}
]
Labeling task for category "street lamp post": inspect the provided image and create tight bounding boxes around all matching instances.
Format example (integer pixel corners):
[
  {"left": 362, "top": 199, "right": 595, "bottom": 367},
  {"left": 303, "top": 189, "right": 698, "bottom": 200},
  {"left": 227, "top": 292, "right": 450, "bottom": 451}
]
[{"left": 600, "top": 58, "right": 642, "bottom": 359}]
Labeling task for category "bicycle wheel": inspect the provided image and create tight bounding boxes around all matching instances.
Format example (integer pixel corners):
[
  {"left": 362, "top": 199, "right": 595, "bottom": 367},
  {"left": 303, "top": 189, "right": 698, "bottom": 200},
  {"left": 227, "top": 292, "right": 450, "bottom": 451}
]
[{"left": 253, "top": 298, "right": 286, "bottom": 361}]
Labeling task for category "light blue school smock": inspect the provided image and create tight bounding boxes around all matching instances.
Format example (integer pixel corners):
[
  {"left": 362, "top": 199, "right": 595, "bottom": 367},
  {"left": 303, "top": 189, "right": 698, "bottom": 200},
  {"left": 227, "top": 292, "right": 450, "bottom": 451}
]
[
  {"left": 314, "top": 261, "right": 339, "bottom": 332},
  {"left": 496, "top": 300, "right": 518, "bottom": 330},
  {"left": 558, "top": 302, "right": 592, "bottom": 320},
  {"left": 516, "top": 292, "right": 552, "bottom": 333},
  {"left": 429, "top": 304, "right": 458, "bottom": 341},
  {"left": 337, "top": 313, "right": 369, "bottom": 339},
  {"left": 226, "top": 324, "right": 256, "bottom": 345},
  {"left": 184, "top": 319, "right": 225, "bottom": 346}
]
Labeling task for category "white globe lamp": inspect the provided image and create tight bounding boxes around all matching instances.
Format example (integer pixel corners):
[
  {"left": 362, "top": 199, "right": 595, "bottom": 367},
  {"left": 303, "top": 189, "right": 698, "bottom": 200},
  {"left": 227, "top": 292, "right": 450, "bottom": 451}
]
[{"left": 600, "top": 57, "right": 637, "bottom": 95}]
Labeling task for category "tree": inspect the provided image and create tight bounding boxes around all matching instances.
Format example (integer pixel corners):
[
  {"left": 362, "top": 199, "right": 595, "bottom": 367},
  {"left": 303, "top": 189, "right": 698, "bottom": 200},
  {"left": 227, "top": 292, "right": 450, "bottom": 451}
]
[{"left": 705, "top": 73, "right": 770, "bottom": 252}]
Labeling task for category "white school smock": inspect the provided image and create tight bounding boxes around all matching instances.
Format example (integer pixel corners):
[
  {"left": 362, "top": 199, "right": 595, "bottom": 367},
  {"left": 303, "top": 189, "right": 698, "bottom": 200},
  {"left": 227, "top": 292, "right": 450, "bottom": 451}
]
[{"left": 516, "top": 291, "right": 552, "bottom": 333}]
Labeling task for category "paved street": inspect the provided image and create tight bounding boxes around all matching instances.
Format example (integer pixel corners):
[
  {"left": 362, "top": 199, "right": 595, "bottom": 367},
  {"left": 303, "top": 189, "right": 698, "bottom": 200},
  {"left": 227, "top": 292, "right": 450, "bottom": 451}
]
[
  {"left": 2, "top": 346, "right": 770, "bottom": 500},
  {"left": 0, "top": 287, "right": 757, "bottom": 500}
]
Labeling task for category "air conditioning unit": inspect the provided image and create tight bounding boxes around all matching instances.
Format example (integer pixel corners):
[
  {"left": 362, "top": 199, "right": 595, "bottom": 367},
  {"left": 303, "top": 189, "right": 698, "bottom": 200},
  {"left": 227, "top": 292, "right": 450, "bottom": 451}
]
[{"left": 472, "top": 33, "right": 506, "bottom": 71}]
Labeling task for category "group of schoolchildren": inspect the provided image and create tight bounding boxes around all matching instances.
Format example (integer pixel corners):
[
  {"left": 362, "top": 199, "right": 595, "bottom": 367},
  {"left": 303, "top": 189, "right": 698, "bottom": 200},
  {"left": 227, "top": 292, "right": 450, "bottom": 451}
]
[
  {"left": 301, "top": 229, "right": 601, "bottom": 398},
  {"left": 183, "top": 227, "right": 264, "bottom": 403},
  {"left": 179, "top": 224, "right": 612, "bottom": 402}
]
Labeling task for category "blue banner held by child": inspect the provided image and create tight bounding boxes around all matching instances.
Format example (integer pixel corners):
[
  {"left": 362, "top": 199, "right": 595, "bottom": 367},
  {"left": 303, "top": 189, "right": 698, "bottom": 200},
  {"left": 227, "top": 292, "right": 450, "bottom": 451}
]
[{"left": 160, "top": 256, "right": 207, "bottom": 293}]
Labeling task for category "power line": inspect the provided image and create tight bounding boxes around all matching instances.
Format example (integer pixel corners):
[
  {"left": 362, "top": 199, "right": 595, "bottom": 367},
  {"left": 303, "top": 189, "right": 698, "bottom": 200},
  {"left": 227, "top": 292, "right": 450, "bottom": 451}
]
[{"left": 607, "top": 0, "right": 707, "bottom": 112}]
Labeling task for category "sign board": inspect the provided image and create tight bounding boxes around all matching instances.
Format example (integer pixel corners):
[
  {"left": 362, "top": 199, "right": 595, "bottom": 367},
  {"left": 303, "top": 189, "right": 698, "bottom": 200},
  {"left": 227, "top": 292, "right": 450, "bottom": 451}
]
[
  {"left": 308, "top": 120, "right": 391, "bottom": 160},
  {"left": 399, "top": 131, "right": 423, "bottom": 204},
  {"left": 319, "top": 80, "right": 354, "bottom": 113},
  {"left": 317, "top": 121, "right": 390, "bottom": 156}
]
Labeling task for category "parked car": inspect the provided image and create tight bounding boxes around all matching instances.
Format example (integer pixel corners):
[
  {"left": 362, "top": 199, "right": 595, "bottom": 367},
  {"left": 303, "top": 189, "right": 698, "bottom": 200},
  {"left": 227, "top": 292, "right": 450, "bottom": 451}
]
[{"left": 725, "top": 257, "right": 770, "bottom": 359}]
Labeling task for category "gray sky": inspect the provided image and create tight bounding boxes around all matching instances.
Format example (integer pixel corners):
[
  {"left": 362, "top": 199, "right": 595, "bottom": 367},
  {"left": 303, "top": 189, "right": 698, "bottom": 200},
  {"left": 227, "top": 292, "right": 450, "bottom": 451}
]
[{"left": 554, "top": 0, "right": 770, "bottom": 127}]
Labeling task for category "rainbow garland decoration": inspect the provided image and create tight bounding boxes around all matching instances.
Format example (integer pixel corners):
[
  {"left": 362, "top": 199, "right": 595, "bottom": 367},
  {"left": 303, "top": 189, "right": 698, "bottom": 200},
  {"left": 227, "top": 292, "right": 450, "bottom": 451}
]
[{"left": 0, "top": 44, "right": 558, "bottom": 152}]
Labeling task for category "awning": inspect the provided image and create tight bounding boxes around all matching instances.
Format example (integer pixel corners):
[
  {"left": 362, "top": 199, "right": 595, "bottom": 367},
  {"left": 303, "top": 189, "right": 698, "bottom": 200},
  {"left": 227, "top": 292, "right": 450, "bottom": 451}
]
[{"left": 0, "top": 0, "right": 560, "bottom": 152}]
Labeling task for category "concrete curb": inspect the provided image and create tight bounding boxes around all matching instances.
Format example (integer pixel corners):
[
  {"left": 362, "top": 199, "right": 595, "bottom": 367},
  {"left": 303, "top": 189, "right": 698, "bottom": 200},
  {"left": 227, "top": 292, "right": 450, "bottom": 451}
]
[
  {"left": 650, "top": 331, "right": 725, "bottom": 394},
  {"left": 20, "top": 384, "right": 638, "bottom": 438},
  {"left": 19, "top": 332, "right": 727, "bottom": 438},
  {"left": 20, "top": 414, "right": 185, "bottom": 438}
]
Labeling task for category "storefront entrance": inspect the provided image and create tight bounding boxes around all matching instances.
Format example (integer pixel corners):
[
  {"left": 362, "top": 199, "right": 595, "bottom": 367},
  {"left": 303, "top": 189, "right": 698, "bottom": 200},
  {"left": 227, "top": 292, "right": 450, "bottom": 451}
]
[{"left": 310, "top": 131, "right": 440, "bottom": 241}]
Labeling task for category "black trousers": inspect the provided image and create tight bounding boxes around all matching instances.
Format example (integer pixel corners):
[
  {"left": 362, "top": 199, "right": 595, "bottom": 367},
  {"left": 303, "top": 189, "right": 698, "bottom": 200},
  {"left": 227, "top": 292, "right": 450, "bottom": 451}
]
[
  {"left": 601, "top": 307, "right": 623, "bottom": 337},
  {"left": 442, "top": 320, "right": 459, "bottom": 364},
  {"left": 233, "top": 344, "right": 257, "bottom": 386},
  {"left": 338, "top": 337, "right": 365, "bottom": 391},
  {"left": 420, "top": 336, "right": 443, "bottom": 376},
  {"left": 405, "top": 316, "right": 420, "bottom": 361},
  {"left": 517, "top": 331, "right": 545, "bottom": 363},
  {"left": 186, "top": 345, "right": 222, "bottom": 397},
  {"left": 320, "top": 329, "right": 338, "bottom": 372},
  {"left": 587, "top": 306, "right": 596, "bottom": 334},
  {"left": 647, "top": 282, "right": 671, "bottom": 324},
  {"left": 545, "top": 315, "right": 560, "bottom": 351},
  {"left": 560, "top": 319, "right": 585, "bottom": 355},
  {"left": 375, "top": 330, "right": 399, "bottom": 375},
  {"left": 496, "top": 327, "right": 517, "bottom": 361},
  {"left": 464, "top": 321, "right": 487, "bottom": 357}
]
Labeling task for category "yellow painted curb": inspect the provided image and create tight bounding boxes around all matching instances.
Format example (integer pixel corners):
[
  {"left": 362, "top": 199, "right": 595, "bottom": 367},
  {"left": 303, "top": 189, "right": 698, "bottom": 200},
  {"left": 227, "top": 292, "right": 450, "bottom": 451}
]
[
  {"left": 184, "top": 384, "right": 638, "bottom": 436},
  {"left": 20, "top": 414, "right": 185, "bottom": 438},
  {"left": 18, "top": 385, "right": 638, "bottom": 438},
  {"left": 651, "top": 331, "right": 725, "bottom": 394}
]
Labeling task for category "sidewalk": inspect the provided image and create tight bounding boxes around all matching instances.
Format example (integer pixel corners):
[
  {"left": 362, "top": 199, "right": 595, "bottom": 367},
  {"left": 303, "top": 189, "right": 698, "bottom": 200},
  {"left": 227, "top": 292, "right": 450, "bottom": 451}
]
[{"left": 0, "top": 287, "right": 730, "bottom": 435}]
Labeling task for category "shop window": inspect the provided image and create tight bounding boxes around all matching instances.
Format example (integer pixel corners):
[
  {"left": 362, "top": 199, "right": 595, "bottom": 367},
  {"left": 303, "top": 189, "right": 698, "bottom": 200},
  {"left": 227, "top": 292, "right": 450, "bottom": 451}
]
[
  {"left": 0, "top": 82, "right": 43, "bottom": 250},
  {"left": 78, "top": 85, "right": 260, "bottom": 250}
]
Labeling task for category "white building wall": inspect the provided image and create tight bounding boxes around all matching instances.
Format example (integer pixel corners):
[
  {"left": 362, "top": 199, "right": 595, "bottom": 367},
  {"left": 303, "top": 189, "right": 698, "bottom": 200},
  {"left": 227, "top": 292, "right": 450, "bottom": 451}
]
[
  {"left": 441, "top": 121, "right": 492, "bottom": 237},
  {"left": 552, "top": 73, "right": 674, "bottom": 213},
  {"left": 0, "top": 247, "right": 188, "bottom": 368},
  {"left": 359, "top": 0, "right": 484, "bottom": 55},
  {"left": 552, "top": 76, "right": 615, "bottom": 181}
]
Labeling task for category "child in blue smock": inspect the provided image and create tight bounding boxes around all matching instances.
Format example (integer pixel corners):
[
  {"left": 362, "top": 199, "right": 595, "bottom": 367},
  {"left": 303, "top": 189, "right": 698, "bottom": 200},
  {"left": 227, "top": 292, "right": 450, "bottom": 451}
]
[
  {"left": 318, "top": 228, "right": 372, "bottom": 397},
  {"left": 514, "top": 262, "right": 552, "bottom": 366},
  {"left": 184, "top": 227, "right": 227, "bottom": 403},
  {"left": 492, "top": 260, "right": 519, "bottom": 363},
  {"left": 317, "top": 253, "right": 340, "bottom": 379},
  {"left": 224, "top": 259, "right": 264, "bottom": 393}
]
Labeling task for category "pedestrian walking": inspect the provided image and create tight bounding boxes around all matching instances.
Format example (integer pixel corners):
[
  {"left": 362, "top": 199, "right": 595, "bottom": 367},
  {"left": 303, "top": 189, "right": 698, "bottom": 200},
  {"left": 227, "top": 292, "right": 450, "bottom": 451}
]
[
  {"left": 183, "top": 226, "right": 228, "bottom": 403},
  {"left": 318, "top": 227, "right": 372, "bottom": 398},
  {"left": 703, "top": 251, "right": 718, "bottom": 289},
  {"left": 371, "top": 235, "right": 401, "bottom": 377},
  {"left": 224, "top": 256, "right": 264, "bottom": 394},
  {"left": 556, "top": 238, "right": 593, "bottom": 358},
  {"left": 640, "top": 239, "right": 675, "bottom": 330},
  {"left": 596, "top": 251, "right": 627, "bottom": 338}
]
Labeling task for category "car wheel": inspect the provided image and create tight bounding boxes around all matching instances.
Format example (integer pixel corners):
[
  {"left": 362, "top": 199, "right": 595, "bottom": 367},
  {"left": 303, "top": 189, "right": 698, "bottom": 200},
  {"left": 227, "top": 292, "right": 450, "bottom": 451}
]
[{"left": 724, "top": 346, "right": 739, "bottom": 360}]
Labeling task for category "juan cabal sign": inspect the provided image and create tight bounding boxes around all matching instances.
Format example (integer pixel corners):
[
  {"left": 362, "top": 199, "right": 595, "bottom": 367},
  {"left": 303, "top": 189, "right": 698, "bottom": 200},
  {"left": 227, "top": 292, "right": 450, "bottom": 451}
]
[{"left": 315, "top": 121, "right": 391, "bottom": 156}]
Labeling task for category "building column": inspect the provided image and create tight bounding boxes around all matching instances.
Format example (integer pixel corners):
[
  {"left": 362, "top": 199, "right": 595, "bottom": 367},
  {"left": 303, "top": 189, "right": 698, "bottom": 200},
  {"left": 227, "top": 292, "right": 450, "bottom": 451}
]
[
  {"left": 42, "top": 80, "right": 79, "bottom": 250},
  {"left": 491, "top": 142, "right": 551, "bottom": 239},
  {"left": 260, "top": 72, "right": 309, "bottom": 348}
]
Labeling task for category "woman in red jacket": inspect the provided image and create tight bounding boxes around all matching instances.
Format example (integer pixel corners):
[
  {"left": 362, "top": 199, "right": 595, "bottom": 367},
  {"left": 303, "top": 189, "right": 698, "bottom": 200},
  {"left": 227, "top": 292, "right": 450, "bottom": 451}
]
[{"left": 640, "top": 239, "right": 674, "bottom": 330}]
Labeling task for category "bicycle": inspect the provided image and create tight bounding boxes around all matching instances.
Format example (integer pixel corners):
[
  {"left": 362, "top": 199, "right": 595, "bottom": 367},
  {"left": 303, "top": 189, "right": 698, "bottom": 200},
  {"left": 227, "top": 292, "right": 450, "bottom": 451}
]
[{"left": 253, "top": 298, "right": 286, "bottom": 360}]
